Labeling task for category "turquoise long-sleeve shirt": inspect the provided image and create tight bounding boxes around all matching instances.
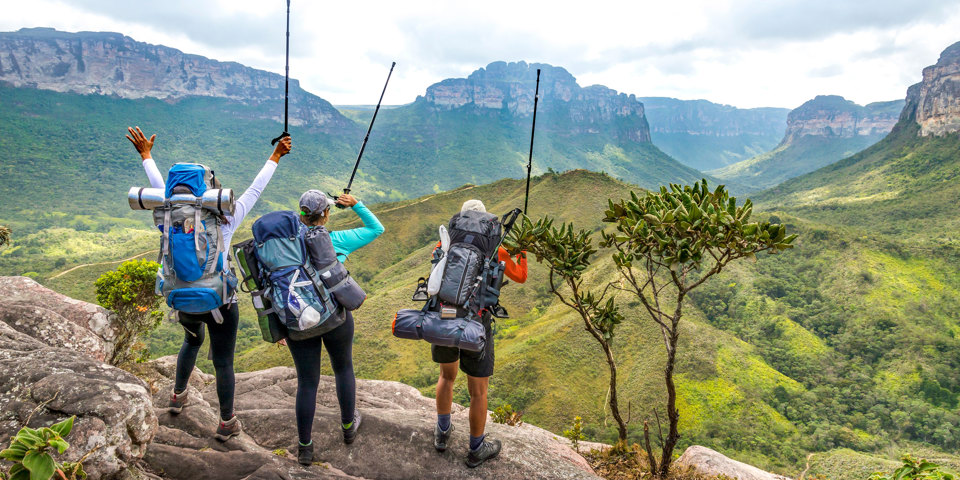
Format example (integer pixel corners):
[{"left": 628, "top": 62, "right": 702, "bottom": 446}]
[{"left": 329, "top": 202, "right": 385, "bottom": 262}]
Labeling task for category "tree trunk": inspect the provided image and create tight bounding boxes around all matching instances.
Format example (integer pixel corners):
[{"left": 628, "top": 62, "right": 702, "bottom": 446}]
[
  {"left": 601, "top": 340, "right": 629, "bottom": 444},
  {"left": 657, "top": 339, "right": 680, "bottom": 477}
]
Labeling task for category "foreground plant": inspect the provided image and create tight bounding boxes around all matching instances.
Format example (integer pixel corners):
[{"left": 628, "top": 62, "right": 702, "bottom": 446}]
[
  {"left": 0, "top": 225, "right": 9, "bottom": 248},
  {"left": 563, "top": 416, "right": 586, "bottom": 453},
  {"left": 0, "top": 416, "right": 86, "bottom": 480},
  {"left": 600, "top": 180, "right": 796, "bottom": 476},
  {"left": 870, "top": 456, "right": 958, "bottom": 480},
  {"left": 94, "top": 259, "right": 163, "bottom": 365},
  {"left": 506, "top": 217, "right": 628, "bottom": 443}
]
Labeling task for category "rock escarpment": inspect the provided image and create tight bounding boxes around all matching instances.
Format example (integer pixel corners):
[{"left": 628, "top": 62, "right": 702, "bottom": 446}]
[
  {"left": 677, "top": 446, "right": 791, "bottom": 480},
  {"left": 421, "top": 61, "right": 652, "bottom": 143},
  {"left": 139, "top": 357, "right": 601, "bottom": 480},
  {"left": 907, "top": 41, "right": 960, "bottom": 136},
  {"left": 781, "top": 95, "right": 903, "bottom": 145},
  {"left": 639, "top": 97, "right": 788, "bottom": 138},
  {"left": 0, "top": 290, "right": 157, "bottom": 479},
  {"left": 0, "top": 28, "right": 355, "bottom": 132}
]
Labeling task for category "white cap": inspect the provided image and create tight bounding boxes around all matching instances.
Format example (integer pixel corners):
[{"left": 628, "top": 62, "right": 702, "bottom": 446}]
[{"left": 461, "top": 199, "right": 486, "bottom": 214}]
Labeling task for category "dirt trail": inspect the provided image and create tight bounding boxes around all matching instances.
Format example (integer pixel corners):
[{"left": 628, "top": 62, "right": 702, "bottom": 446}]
[{"left": 49, "top": 249, "right": 156, "bottom": 279}]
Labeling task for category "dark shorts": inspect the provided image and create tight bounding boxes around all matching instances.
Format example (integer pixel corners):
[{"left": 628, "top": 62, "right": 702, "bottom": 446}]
[{"left": 431, "top": 315, "right": 494, "bottom": 378}]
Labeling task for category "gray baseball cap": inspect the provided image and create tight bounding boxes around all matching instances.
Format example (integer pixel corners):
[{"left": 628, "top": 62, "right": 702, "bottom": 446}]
[{"left": 299, "top": 189, "right": 336, "bottom": 215}]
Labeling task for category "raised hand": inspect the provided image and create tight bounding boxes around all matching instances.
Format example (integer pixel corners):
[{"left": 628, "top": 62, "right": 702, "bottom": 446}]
[
  {"left": 125, "top": 126, "right": 156, "bottom": 160},
  {"left": 336, "top": 193, "right": 358, "bottom": 207},
  {"left": 270, "top": 135, "right": 292, "bottom": 163}
]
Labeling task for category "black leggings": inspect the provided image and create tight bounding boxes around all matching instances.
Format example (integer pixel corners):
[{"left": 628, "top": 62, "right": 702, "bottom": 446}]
[
  {"left": 286, "top": 311, "right": 355, "bottom": 444},
  {"left": 174, "top": 303, "right": 239, "bottom": 421}
]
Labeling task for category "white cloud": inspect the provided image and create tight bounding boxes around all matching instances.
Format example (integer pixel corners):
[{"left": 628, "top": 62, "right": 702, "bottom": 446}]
[{"left": 1, "top": 0, "right": 959, "bottom": 108}]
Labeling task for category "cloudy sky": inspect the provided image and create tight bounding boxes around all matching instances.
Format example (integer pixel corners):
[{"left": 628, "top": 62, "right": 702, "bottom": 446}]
[{"left": 3, "top": 0, "right": 960, "bottom": 109}]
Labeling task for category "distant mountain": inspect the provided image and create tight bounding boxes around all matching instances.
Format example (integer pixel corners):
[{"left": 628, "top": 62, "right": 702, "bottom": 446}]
[
  {"left": 756, "top": 42, "right": 960, "bottom": 250},
  {"left": 0, "top": 30, "right": 704, "bottom": 243},
  {"left": 0, "top": 27, "right": 355, "bottom": 133},
  {"left": 363, "top": 61, "right": 705, "bottom": 192},
  {"left": 711, "top": 95, "right": 903, "bottom": 191},
  {"left": 638, "top": 97, "right": 790, "bottom": 171}
]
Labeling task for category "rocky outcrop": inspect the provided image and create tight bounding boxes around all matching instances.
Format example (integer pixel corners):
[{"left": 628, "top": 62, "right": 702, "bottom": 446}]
[
  {"left": 781, "top": 95, "right": 903, "bottom": 145},
  {"left": 908, "top": 41, "right": 960, "bottom": 136},
  {"left": 0, "top": 28, "right": 355, "bottom": 133},
  {"left": 678, "top": 446, "right": 791, "bottom": 480},
  {"left": 0, "top": 276, "right": 114, "bottom": 361},
  {"left": 139, "top": 356, "right": 601, "bottom": 480},
  {"left": 421, "top": 61, "right": 652, "bottom": 143},
  {"left": 0, "top": 321, "right": 157, "bottom": 479}
]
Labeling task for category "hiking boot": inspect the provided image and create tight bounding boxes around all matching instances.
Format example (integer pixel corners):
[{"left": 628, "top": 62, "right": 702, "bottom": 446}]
[
  {"left": 434, "top": 422, "right": 454, "bottom": 452},
  {"left": 169, "top": 389, "right": 188, "bottom": 414},
  {"left": 342, "top": 410, "right": 362, "bottom": 445},
  {"left": 465, "top": 438, "right": 501, "bottom": 468},
  {"left": 214, "top": 415, "right": 242, "bottom": 441},
  {"left": 297, "top": 442, "right": 314, "bottom": 466}
]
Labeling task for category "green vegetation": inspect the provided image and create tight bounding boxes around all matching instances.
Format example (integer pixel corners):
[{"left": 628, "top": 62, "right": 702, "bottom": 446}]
[
  {"left": 94, "top": 260, "right": 163, "bottom": 365},
  {"left": 870, "top": 456, "right": 958, "bottom": 480},
  {"left": 0, "top": 416, "right": 87, "bottom": 480},
  {"left": 491, "top": 404, "right": 524, "bottom": 426},
  {"left": 712, "top": 134, "right": 887, "bottom": 192},
  {"left": 563, "top": 416, "right": 586, "bottom": 453},
  {"left": 0, "top": 225, "right": 9, "bottom": 247}
]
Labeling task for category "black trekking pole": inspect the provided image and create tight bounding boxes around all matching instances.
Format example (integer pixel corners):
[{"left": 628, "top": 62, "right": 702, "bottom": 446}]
[
  {"left": 523, "top": 68, "right": 541, "bottom": 215},
  {"left": 270, "top": 0, "right": 291, "bottom": 146},
  {"left": 336, "top": 61, "right": 396, "bottom": 207}
]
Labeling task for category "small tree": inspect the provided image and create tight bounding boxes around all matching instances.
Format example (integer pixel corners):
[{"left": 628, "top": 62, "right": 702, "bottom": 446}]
[
  {"left": 94, "top": 259, "right": 163, "bottom": 365},
  {"left": 506, "top": 217, "right": 628, "bottom": 444},
  {"left": 0, "top": 225, "right": 10, "bottom": 248},
  {"left": 600, "top": 180, "right": 796, "bottom": 476}
]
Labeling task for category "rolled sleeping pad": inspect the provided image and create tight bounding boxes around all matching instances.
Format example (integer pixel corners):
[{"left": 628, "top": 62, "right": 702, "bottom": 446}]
[
  {"left": 128, "top": 187, "right": 236, "bottom": 215},
  {"left": 392, "top": 309, "right": 486, "bottom": 352}
]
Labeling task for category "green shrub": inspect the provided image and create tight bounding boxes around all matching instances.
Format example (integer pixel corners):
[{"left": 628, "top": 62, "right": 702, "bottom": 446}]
[
  {"left": 870, "top": 455, "right": 958, "bottom": 480},
  {"left": 563, "top": 416, "right": 586, "bottom": 453},
  {"left": 0, "top": 225, "right": 10, "bottom": 248},
  {"left": 94, "top": 259, "right": 163, "bottom": 365},
  {"left": 0, "top": 416, "right": 87, "bottom": 480},
  {"left": 492, "top": 404, "right": 523, "bottom": 426}
]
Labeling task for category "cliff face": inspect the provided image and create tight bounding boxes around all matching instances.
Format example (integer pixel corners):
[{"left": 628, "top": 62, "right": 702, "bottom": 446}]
[
  {"left": 421, "top": 61, "right": 652, "bottom": 143},
  {"left": 781, "top": 95, "right": 903, "bottom": 145},
  {"left": 909, "top": 41, "right": 960, "bottom": 136},
  {"left": 639, "top": 97, "right": 789, "bottom": 137},
  {"left": 0, "top": 28, "right": 355, "bottom": 132}
]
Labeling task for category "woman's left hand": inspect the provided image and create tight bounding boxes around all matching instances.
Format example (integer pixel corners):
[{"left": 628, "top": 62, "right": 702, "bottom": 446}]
[{"left": 337, "top": 193, "right": 358, "bottom": 207}]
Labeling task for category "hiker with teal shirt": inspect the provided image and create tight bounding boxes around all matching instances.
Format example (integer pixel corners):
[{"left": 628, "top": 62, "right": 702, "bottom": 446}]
[
  {"left": 126, "top": 126, "right": 292, "bottom": 441},
  {"left": 284, "top": 189, "right": 384, "bottom": 465}
]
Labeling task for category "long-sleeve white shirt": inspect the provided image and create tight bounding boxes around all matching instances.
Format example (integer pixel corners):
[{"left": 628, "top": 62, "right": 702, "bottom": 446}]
[{"left": 142, "top": 157, "right": 277, "bottom": 266}]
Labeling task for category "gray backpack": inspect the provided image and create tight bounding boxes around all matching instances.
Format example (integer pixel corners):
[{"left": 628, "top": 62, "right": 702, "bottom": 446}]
[
  {"left": 304, "top": 226, "right": 367, "bottom": 311},
  {"left": 153, "top": 163, "right": 237, "bottom": 322}
]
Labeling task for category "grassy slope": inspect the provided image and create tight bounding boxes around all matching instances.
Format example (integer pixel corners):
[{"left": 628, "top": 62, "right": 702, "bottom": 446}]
[
  {"left": 710, "top": 134, "right": 887, "bottom": 192},
  {"left": 755, "top": 122, "right": 960, "bottom": 251}
]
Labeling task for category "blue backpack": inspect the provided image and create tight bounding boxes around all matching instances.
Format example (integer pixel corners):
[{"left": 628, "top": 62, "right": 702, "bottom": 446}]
[
  {"left": 250, "top": 211, "right": 343, "bottom": 339},
  {"left": 153, "top": 164, "right": 237, "bottom": 322}
]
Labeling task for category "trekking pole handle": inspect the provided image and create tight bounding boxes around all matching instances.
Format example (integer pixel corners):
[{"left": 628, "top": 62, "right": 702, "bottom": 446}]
[{"left": 270, "top": 131, "right": 290, "bottom": 146}]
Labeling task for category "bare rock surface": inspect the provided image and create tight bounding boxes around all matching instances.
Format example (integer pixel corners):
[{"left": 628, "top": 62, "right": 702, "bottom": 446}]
[
  {"left": 678, "top": 445, "right": 791, "bottom": 480},
  {"left": 0, "top": 321, "right": 157, "bottom": 479},
  {"left": 0, "top": 276, "right": 114, "bottom": 361},
  {"left": 142, "top": 356, "right": 601, "bottom": 480}
]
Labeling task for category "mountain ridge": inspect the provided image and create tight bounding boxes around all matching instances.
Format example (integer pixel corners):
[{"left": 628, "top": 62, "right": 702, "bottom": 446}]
[{"left": 0, "top": 27, "right": 356, "bottom": 133}]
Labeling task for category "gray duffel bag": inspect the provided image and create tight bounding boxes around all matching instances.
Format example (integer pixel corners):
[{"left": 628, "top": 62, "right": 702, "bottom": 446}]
[
  {"left": 305, "top": 226, "right": 367, "bottom": 311},
  {"left": 392, "top": 308, "right": 486, "bottom": 352}
]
